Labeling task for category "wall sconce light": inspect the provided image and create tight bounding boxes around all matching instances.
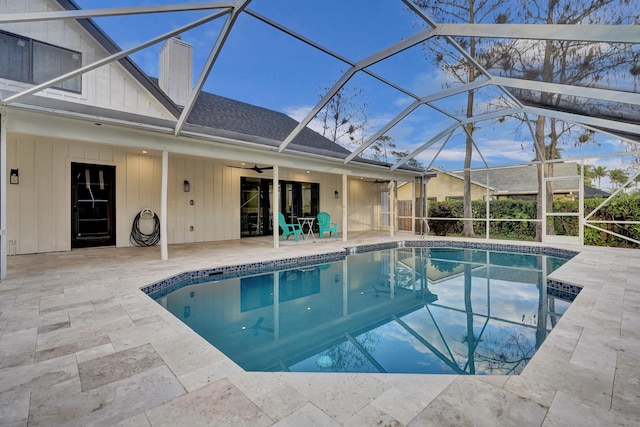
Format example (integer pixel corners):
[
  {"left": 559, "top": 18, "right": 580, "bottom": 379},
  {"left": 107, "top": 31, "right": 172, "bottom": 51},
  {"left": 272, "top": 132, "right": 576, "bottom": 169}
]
[
  {"left": 10, "top": 169, "right": 19, "bottom": 185},
  {"left": 183, "top": 180, "right": 190, "bottom": 192},
  {"left": 334, "top": 190, "right": 339, "bottom": 199}
]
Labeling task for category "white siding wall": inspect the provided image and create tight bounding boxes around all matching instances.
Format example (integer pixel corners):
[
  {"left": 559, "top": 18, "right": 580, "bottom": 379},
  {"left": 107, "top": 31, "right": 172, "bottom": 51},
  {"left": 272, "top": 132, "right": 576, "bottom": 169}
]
[
  {"left": 6, "top": 136, "right": 376, "bottom": 255},
  {"left": 0, "top": 0, "right": 174, "bottom": 119},
  {"left": 5, "top": 136, "right": 236, "bottom": 254},
  {"left": 347, "top": 179, "right": 378, "bottom": 231}
]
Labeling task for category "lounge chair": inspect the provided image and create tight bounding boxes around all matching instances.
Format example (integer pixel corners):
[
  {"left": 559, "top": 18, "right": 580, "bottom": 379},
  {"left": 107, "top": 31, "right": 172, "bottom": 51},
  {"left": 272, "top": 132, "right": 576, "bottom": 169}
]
[
  {"left": 317, "top": 211, "right": 338, "bottom": 238},
  {"left": 278, "top": 212, "right": 304, "bottom": 242}
]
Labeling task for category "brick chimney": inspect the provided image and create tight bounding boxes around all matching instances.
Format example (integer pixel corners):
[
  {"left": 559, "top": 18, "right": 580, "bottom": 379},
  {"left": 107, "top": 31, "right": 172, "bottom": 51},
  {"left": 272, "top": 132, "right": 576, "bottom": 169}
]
[{"left": 159, "top": 36, "right": 192, "bottom": 106}]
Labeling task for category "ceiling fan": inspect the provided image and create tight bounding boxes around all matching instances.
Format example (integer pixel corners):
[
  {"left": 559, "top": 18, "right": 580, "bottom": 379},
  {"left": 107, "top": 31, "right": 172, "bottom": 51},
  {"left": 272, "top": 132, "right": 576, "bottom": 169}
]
[{"left": 228, "top": 164, "right": 274, "bottom": 173}]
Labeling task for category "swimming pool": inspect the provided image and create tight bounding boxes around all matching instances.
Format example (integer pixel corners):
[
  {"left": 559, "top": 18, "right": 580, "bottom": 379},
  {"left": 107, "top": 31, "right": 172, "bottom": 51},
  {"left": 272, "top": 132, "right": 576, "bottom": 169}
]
[{"left": 146, "top": 244, "right": 579, "bottom": 375}]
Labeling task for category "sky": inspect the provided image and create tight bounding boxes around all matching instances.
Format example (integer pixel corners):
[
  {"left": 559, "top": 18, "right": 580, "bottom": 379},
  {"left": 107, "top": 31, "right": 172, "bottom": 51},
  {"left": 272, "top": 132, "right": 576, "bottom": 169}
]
[{"left": 73, "top": 0, "right": 638, "bottom": 191}]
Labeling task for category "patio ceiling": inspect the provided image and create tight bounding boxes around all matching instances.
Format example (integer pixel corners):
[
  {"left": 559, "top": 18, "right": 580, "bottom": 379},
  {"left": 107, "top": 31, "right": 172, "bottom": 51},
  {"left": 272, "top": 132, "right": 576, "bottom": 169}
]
[{"left": 0, "top": 0, "right": 638, "bottom": 174}]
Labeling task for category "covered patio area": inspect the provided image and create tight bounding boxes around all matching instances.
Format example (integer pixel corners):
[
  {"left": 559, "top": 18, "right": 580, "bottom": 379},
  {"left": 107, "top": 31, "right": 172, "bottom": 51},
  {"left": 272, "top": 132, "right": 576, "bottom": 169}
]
[{"left": 1, "top": 233, "right": 639, "bottom": 426}]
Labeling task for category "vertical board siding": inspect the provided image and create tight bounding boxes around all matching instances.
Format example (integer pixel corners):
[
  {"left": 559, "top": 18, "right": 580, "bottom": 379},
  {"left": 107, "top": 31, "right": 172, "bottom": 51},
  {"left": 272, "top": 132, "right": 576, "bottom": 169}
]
[
  {"left": 348, "top": 179, "right": 377, "bottom": 231},
  {"left": 7, "top": 137, "right": 380, "bottom": 255},
  {"left": 16, "top": 137, "right": 36, "bottom": 254},
  {"left": 35, "top": 140, "right": 55, "bottom": 252}
]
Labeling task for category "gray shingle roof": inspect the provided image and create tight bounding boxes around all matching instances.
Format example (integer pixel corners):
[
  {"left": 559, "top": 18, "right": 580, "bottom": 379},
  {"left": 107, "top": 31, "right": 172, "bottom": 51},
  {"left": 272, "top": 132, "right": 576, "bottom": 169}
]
[
  {"left": 186, "top": 91, "right": 351, "bottom": 156},
  {"left": 444, "top": 163, "right": 609, "bottom": 195},
  {"left": 470, "top": 163, "right": 579, "bottom": 193}
]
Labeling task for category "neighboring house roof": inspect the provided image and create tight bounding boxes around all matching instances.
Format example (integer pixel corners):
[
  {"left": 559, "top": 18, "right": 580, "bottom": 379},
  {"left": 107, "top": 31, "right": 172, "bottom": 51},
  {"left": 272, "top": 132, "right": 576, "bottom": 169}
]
[
  {"left": 435, "top": 163, "right": 610, "bottom": 196},
  {"left": 584, "top": 186, "right": 611, "bottom": 198},
  {"left": 469, "top": 163, "right": 579, "bottom": 194}
]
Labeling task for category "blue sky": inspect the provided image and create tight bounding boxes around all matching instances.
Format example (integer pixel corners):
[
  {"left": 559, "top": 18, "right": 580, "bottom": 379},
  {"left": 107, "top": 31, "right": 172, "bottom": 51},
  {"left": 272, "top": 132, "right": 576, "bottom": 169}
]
[{"left": 74, "top": 1, "right": 636, "bottom": 189}]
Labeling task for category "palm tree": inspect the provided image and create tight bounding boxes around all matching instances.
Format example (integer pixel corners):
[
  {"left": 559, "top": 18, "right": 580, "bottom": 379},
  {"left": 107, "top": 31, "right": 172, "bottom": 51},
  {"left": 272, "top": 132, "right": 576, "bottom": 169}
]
[
  {"left": 608, "top": 169, "right": 629, "bottom": 190},
  {"left": 578, "top": 164, "right": 595, "bottom": 187},
  {"left": 593, "top": 166, "right": 608, "bottom": 189}
]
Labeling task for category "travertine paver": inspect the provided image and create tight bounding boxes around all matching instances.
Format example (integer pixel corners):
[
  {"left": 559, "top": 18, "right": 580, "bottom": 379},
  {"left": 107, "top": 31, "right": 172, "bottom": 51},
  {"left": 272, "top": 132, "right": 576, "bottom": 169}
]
[
  {"left": 409, "top": 377, "right": 548, "bottom": 427},
  {"left": 145, "top": 377, "right": 273, "bottom": 427},
  {"left": 0, "top": 233, "right": 640, "bottom": 426}
]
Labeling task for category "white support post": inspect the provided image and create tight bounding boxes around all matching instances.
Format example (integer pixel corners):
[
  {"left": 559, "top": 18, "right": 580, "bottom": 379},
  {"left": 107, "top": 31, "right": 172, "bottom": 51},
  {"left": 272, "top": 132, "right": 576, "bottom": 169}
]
[
  {"left": 411, "top": 178, "right": 416, "bottom": 234},
  {"left": 0, "top": 110, "right": 6, "bottom": 279},
  {"left": 579, "top": 158, "right": 585, "bottom": 245},
  {"left": 342, "top": 173, "right": 348, "bottom": 241},
  {"left": 390, "top": 180, "right": 396, "bottom": 237},
  {"left": 486, "top": 171, "right": 490, "bottom": 240},
  {"left": 273, "top": 165, "right": 280, "bottom": 248},
  {"left": 160, "top": 150, "right": 168, "bottom": 260}
]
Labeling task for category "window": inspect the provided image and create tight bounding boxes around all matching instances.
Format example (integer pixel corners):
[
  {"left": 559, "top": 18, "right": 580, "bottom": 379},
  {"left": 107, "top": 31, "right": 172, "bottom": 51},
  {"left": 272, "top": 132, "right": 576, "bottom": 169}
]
[{"left": 0, "top": 30, "right": 81, "bottom": 93}]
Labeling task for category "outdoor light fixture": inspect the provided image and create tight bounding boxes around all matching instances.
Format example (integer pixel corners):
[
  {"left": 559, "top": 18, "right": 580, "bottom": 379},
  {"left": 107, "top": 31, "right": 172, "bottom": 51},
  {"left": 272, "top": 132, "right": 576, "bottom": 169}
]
[
  {"left": 334, "top": 190, "right": 339, "bottom": 199},
  {"left": 10, "top": 169, "right": 19, "bottom": 185},
  {"left": 183, "top": 180, "right": 190, "bottom": 192}
]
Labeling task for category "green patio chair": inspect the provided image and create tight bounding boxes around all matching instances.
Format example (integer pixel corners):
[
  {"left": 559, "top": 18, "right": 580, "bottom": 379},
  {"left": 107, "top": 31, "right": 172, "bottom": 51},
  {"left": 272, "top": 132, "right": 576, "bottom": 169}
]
[
  {"left": 317, "top": 211, "right": 338, "bottom": 238},
  {"left": 278, "top": 212, "right": 303, "bottom": 242}
]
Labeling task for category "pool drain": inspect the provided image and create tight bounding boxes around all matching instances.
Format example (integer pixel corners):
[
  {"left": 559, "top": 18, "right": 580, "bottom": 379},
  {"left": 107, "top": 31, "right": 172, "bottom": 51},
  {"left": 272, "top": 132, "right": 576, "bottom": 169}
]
[{"left": 316, "top": 355, "right": 333, "bottom": 368}]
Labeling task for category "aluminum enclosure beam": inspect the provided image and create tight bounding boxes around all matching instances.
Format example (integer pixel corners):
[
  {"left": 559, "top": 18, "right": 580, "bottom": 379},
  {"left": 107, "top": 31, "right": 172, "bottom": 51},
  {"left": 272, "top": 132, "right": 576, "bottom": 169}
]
[
  {"left": 524, "top": 106, "right": 640, "bottom": 138},
  {"left": 436, "top": 24, "right": 640, "bottom": 43},
  {"left": 2, "top": 10, "right": 229, "bottom": 106},
  {"left": 278, "top": 27, "right": 437, "bottom": 153},
  {"left": 0, "top": 3, "right": 233, "bottom": 24},
  {"left": 345, "top": 78, "right": 492, "bottom": 164},
  {"left": 492, "top": 77, "right": 640, "bottom": 106},
  {"left": 174, "top": 0, "right": 251, "bottom": 136}
]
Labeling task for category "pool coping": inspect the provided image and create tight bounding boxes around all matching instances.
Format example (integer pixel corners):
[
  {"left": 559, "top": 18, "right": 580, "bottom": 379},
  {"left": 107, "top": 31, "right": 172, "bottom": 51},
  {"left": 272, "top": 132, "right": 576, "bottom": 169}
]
[{"left": 142, "top": 240, "right": 581, "bottom": 301}]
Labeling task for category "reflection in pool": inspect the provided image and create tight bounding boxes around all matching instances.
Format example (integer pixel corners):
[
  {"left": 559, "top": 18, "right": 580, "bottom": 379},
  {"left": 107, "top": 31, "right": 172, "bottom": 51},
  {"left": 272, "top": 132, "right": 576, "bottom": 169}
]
[{"left": 150, "top": 247, "right": 577, "bottom": 375}]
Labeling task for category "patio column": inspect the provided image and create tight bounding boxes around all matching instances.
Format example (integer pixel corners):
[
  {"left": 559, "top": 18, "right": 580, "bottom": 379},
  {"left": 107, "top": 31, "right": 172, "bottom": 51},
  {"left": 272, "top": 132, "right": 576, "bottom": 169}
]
[
  {"left": 411, "top": 178, "right": 416, "bottom": 234},
  {"left": 390, "top": 180, "right": 395, "bottom": 237},
  {"left": 0, "top": 111, "right": 6, "bottom": 279},
  {"left": 342, "top": 173, "right": 347, "bottom": 241},
  {"left": 273, "top": 165, "right": 279, "bottom": 248},
  {"left": 160, "top": 150, "right": 168, "bottom": 260}
]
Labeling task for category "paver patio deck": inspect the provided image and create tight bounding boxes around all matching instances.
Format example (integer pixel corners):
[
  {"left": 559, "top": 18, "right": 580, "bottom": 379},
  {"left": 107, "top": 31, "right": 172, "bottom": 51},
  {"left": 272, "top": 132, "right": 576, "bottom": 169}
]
[{"left": 1, "top": 232, "right": 639, "bottom": 426}]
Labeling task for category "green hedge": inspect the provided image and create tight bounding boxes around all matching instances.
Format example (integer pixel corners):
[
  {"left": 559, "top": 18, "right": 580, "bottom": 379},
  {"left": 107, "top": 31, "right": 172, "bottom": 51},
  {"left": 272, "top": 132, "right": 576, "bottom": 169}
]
[{"left": 427, "top": 195, "right": 640, "bottom": 248}]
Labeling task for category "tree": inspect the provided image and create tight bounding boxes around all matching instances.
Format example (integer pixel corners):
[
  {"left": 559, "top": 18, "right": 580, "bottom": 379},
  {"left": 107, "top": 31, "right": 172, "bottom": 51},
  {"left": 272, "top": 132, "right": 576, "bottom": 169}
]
[
  {"left": 593, "top": 165, "right": 608, "bottom": 189},
  {"left": 577, "top": 164, "right": 595, "bottom": 187},
  {"left": 480, "top": 0, "right": 635, "bottom": 240},
  {"left": 414, "top": 0, "right": 507, "bottom": 238},
  {"left": 608, "top": 168, "right": 629, "bottom": 190},
  {"left": 369, "top": 135, "right": 395, "bottom": 163},
  {"left": 317, "top": 83, "right": 369, "bottom": 149}
]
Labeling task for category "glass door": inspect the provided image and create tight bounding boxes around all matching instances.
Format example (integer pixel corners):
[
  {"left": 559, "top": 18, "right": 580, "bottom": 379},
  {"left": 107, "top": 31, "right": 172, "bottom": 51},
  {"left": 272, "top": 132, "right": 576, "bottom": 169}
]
[
  {"left": 71, "top": 163, "right": 116, "bottom": 248},
  {"left": 241, "top": 178, "right": 318, "bottom": 237},
  {"left": 241, "top": 178, "right": 272, "bottom": 237}
]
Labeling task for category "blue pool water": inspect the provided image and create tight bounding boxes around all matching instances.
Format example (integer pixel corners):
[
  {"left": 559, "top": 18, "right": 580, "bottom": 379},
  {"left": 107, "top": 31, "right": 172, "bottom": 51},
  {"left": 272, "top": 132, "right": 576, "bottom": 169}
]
[{"left": 150, "top": 247, "right": 577, "bottom": 375}]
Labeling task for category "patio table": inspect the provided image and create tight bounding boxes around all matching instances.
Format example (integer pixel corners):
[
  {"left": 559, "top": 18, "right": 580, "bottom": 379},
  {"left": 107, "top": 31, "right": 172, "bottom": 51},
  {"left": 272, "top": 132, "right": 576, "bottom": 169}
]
[{"left": 297, "top": 217, "right": 316, "bottom": 240}]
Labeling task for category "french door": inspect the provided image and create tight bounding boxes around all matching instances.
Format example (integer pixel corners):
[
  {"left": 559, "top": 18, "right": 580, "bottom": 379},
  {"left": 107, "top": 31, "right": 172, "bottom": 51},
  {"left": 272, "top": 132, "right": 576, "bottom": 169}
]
[{"left": 240, "top": 177, "right": 319, "bottom": 237}]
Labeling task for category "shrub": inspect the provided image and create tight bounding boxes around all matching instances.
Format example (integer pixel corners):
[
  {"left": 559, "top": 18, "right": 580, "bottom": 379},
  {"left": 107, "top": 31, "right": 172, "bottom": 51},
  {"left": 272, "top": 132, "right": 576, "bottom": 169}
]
[{"left": 426, "top": 194, "right": 640, "bottom": 249}]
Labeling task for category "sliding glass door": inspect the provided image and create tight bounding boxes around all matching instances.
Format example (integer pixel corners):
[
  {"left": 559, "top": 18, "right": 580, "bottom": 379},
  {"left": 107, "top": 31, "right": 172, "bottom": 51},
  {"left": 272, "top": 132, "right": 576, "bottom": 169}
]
[{"left": 241, "top": 177, "right": 319, "bottom": 237}]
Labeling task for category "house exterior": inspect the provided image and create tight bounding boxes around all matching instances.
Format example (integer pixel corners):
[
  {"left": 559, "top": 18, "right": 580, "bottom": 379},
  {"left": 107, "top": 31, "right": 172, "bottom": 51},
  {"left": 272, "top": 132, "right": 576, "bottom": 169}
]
[
  {"left": 419, "top": 163, "right": 609, "bottom": 202},
  {"left": 0, "top": 0, "right": 423, "bottom": 274}
]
